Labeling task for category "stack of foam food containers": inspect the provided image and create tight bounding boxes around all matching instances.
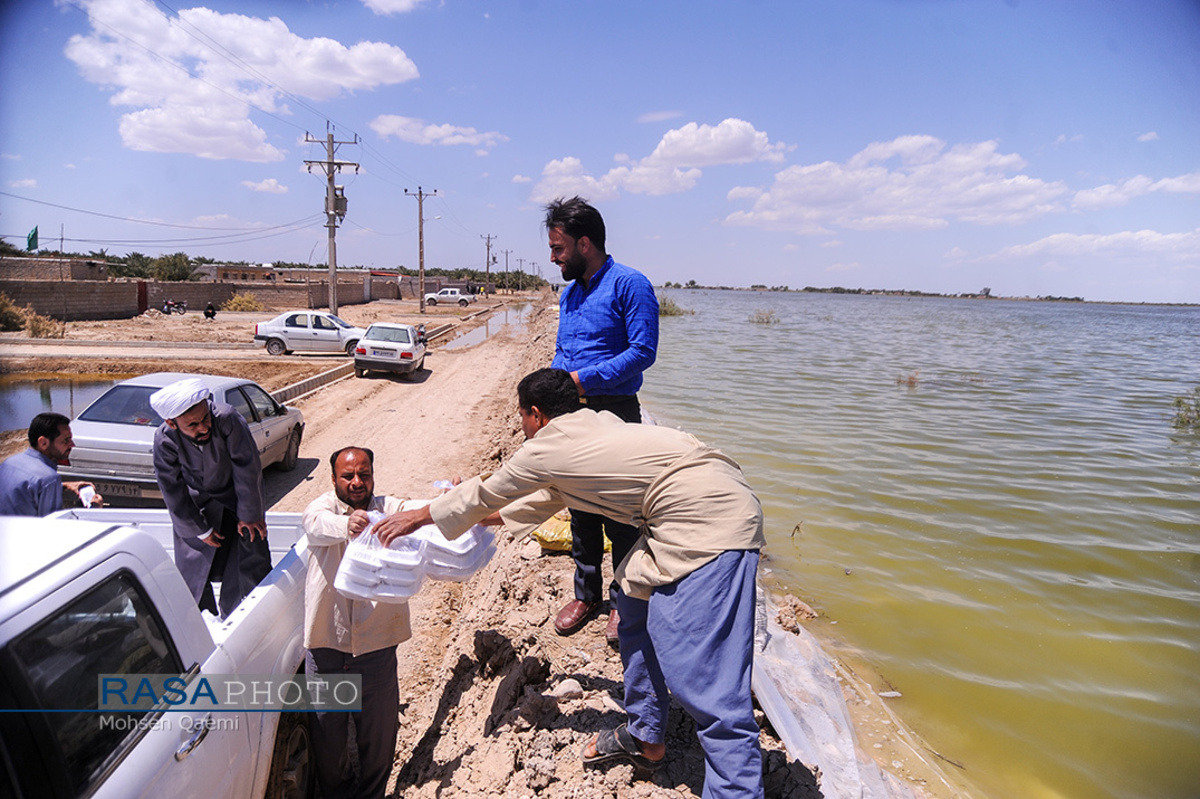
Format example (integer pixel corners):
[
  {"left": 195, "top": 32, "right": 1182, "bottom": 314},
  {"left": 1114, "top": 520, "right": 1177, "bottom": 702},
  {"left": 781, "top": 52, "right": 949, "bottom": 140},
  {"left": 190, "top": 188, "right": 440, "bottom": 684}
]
[
  {"left": 333, "top": 512, "right": 427, "bottom": 603},
  {"left": 333, "top": 509, "right": 496, "bottom": 603},
  {"left": 412, "top": 524, "right": 496, "bottom": 582}
]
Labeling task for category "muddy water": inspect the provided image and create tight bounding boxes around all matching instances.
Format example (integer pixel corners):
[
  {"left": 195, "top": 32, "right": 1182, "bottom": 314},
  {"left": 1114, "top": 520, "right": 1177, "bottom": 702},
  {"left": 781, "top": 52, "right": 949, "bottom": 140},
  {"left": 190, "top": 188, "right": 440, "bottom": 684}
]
[{"left": 638, "top": 289, "right": 1200, "bottom": 799}]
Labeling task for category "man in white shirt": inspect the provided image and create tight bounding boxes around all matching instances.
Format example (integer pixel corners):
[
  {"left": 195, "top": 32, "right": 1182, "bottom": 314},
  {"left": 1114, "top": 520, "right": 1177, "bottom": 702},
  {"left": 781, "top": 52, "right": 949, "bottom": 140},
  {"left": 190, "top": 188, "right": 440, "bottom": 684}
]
[{"left": 302, "top": 446, "right": 408, "bottom": 799}]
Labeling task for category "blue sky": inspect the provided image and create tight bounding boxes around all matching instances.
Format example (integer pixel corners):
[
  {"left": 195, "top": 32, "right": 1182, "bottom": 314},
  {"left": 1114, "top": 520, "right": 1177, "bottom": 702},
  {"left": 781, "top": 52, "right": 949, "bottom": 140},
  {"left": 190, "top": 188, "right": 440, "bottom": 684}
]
[{"left": 1, "top": 0, "right": 1198, "bottom": 303}]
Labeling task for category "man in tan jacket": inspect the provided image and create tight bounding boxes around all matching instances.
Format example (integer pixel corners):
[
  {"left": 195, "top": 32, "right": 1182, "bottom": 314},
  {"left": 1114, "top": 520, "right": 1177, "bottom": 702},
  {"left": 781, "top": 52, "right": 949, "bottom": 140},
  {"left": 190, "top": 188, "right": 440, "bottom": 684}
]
[{"left": 374, "top": 369, "right": 766, "bottom": 799}]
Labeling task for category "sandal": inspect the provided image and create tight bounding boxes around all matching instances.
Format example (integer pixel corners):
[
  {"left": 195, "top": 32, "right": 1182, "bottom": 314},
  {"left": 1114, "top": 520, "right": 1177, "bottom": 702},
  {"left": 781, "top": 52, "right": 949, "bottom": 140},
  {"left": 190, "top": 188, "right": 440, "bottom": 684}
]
[{"left": 581, "top": 723, "right": 664, "bottom": 771}]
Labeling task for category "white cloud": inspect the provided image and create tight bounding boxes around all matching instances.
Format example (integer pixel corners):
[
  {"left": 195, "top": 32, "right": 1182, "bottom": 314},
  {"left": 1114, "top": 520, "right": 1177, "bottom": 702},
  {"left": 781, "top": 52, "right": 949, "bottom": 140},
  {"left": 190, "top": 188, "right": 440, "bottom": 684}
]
[
  {"left": 1137, "top": 131, "right": 1160, "bottom": 142},
  {"left": 511, "top": 174, "right": 532, "bottom": 184},
  {"left": 9, "top": 179, "right": 36, "bottom": 188},
  {"left": 724, "top": 135, "right": 1068, "bottom": 234},
  {"left": 1, "top": 153, "right": 19, "bottom": 161},
  {"left": 360, "top": 0, "right": 430, "bottom": 14},
  {"left": 985, "top": 228, "right": 1200, "bottom": 265},
  {"left": 1053, "top": 134, "right": 1084, "bottom": 146},
  {"left": 530, "top": 118, "right": 787, "bottom": 201},
  {"left": 530, "top": 157, "right": 620, "bottom": 203},
  {"left": 1073, "top": 170, "right": 1200, "bottom": 208},
  {"left": 242, "top": 178, "right": 288, "bottom": 194},
  {"left": 63, "top": 0, "right": 419, "bottom": 162},
  {"left": 637, "top": 110, "right": 683, "bottom": 124},
  {"left": 370, "top": 115, "right": 507, "bottom": 151}
]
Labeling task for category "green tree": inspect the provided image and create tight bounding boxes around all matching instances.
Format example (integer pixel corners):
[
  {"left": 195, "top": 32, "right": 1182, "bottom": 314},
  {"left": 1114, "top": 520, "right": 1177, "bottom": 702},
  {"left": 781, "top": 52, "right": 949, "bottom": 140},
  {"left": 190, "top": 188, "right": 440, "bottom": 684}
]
[
  {"left": 1, "top": 239, "right": 26, "bottom": 257},
  {"left": 111, "top": 251, "right": 152, "bottom": 278},
  {"left": 151, "top": 252, "right": 198, "bottom": 281}
]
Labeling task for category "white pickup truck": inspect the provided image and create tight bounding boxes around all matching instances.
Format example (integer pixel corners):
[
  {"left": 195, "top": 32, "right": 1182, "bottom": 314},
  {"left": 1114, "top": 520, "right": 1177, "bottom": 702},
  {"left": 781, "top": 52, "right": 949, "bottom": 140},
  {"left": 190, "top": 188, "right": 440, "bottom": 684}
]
[
  {"left": 423, "top": 287, "right": 475, "bottom": 307},
  {"left": 0, "top": 509, "right": 313, "bottom": 799}
]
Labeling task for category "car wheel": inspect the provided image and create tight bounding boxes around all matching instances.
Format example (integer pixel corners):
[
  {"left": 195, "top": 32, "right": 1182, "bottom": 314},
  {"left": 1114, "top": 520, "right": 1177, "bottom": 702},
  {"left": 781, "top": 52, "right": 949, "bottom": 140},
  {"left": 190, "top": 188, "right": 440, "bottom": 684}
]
[
  {"left": 265, "top": 711, "right": 313, "bottom": 799},
  {"left": 426, "top": 298, "right": 437, "bottom": 306},
  {"left": 345, "top": 340, "right": 359, "bottom": 356},
  {"left": 458, "top": 298, "right": 469, "bottom": 307},
  {"left": 354, "top": 367, "right": 365, "bottom": 378},
  {"left": 279, "top": 429, "right": 301, "bottom": 472},
  {"left": 266, "top": 338, "right": 286, "bottom": 356}
]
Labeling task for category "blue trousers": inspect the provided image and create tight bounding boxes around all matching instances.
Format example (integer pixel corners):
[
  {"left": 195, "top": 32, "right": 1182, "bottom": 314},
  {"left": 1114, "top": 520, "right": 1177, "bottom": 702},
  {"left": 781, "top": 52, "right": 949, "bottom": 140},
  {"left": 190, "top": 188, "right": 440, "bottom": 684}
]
[
  {"left": 305, "top": 646, "right": 399, "bottom": 799},
  {"left": 617, "top": 549, "right": 763, "bottom": 799}
]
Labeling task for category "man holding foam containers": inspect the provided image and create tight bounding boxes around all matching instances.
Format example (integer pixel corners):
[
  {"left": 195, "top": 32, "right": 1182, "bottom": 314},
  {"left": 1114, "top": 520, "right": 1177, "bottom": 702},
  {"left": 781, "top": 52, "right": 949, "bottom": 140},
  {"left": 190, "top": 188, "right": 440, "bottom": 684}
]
[
  {"left": 304, "top": 446, "right": 495, "bottom": 798},
  {"left": 372, "top": 368, "right": 766, "bottom": 799}
]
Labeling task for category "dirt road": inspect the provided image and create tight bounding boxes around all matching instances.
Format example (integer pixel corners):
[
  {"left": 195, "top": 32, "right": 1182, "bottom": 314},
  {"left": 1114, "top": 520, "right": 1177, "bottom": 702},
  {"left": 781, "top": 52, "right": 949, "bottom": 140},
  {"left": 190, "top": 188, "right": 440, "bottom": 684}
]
[{"left": 0, "top": 295, "right": 956, "bottom": 798}]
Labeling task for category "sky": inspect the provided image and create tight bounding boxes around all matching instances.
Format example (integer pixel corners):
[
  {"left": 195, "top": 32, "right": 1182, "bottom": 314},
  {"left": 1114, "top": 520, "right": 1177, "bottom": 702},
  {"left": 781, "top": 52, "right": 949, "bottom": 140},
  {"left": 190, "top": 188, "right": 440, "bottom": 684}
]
[{"left": 1, "top": 0, "right": 1198, "bottom": 303}]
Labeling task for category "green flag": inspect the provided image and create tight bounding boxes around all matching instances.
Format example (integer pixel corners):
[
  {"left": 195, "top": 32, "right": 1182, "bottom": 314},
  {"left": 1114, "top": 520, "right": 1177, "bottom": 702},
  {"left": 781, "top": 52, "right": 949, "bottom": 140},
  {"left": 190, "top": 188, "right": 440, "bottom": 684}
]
[{"left": 26, "top": 226, "right": 37, "bottom": 252}]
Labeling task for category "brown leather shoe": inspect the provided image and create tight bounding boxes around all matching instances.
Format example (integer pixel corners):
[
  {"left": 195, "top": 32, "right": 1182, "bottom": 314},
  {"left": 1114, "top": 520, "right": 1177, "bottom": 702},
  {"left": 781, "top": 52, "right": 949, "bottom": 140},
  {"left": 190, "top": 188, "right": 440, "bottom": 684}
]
[
  {"left": 605, "top": 607, "right": 620, "bottom": 650},
  {"left": 555, "top": 599, "right": 600, "bottom": 635}
]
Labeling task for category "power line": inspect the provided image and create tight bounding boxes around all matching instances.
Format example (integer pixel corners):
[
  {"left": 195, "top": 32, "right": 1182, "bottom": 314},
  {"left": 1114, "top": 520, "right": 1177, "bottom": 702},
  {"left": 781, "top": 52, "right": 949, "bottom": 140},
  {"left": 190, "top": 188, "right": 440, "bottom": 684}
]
[{"left": 0, "top": 190, "right": 322, "bottom": 234}]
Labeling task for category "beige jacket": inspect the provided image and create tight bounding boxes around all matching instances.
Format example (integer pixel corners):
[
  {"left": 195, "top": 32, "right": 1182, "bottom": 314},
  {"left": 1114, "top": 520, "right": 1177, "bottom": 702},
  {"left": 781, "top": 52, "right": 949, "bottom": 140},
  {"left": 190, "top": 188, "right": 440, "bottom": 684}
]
[
  {"left": 302, "top": 491, "right": 411, "bottom": 656},
  {"left": 429, "top": 409, "right": 764, "bottom": 600}
]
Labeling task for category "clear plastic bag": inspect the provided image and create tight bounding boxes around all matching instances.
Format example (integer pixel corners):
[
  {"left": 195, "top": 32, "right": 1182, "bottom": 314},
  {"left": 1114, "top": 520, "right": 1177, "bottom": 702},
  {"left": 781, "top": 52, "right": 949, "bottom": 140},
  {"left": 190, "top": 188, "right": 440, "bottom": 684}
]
[{"left": 333, "top": 512, "right": 427, "bottom": 603}]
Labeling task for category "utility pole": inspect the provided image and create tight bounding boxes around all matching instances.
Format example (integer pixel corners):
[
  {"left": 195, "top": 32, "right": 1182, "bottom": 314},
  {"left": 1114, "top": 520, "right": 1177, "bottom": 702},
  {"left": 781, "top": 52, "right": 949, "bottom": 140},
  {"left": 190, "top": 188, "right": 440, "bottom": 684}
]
[
  {"left": 481, "top": 233, "right": 496, "bottom": 295},
  {"left": 516, "top": 257, "right": 526, "bottom": 294},
  {"left": 405, "top": 187, "right": 438, "bottom": 314},
  {"left": 499, "top": 248, "right": 512, "bottom": 293},
  {"left": 304, "top": 131, "right": 358, "bottom": 316}
]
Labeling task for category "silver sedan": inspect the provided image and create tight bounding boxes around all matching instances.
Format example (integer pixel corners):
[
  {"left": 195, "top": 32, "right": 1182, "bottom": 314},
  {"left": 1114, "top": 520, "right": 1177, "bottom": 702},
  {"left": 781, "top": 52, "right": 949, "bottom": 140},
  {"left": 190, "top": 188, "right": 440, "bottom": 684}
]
[{"left": 58, "top": 372, "right": 305, "bottom": 505}]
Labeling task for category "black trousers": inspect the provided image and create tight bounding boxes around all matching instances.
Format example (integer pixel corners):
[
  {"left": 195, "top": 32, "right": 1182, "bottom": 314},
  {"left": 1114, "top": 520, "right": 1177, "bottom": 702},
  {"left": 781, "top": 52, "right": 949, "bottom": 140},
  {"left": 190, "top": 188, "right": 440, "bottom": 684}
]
[{"left": 198, "top": 512, "right": 272, "bottom": 618}]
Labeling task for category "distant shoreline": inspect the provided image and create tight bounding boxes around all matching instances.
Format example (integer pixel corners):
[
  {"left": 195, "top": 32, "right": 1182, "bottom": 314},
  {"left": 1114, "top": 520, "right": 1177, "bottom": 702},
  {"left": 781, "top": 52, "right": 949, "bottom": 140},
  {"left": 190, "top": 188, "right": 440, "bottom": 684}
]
[{"left": 656, "top": 285, "right": 1200, "bottom": 307}]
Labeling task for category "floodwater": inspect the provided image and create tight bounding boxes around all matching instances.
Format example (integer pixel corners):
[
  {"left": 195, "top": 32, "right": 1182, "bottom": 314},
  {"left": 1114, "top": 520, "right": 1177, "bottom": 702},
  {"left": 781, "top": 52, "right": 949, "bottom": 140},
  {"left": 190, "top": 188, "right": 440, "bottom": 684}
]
[
  {"left": 0, "top": 375, "right": 123, "bottom": 433},
  {"left": 440, "top": 300, "right": 533, "bottom": 351},
  {"left": 637, "top": 290, "right": 1200, "bottom": 799}
]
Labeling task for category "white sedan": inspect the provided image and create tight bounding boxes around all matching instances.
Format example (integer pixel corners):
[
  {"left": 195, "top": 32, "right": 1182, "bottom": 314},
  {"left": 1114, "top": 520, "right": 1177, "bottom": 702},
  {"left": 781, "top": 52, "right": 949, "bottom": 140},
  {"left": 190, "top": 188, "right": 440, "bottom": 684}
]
[
  {"left": 253, "top": 310, "right": 365, "bottom": 356},
  {"left": 353, "top": 323, "right": 427, "bottom": 379},
  {"left": 58, "top": 372, "right": 305, "bottom": 505}
]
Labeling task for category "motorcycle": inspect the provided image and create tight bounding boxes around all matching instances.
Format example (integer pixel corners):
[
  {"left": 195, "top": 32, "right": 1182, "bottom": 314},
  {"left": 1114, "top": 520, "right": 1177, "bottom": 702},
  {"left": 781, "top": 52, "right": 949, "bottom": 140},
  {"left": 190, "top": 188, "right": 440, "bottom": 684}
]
[{"left": 161, "top": 299, "right": 188, "bottom": 315}]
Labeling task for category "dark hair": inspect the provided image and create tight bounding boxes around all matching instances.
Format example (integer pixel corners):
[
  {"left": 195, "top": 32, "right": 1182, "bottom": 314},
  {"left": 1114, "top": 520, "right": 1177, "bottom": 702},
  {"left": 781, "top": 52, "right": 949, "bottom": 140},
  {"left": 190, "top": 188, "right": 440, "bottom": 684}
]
[
  {"left": 28, "top": 412, "right": 70, "bottom": 447},
  {"left": 517, "top": 369, "right": 582, "bottom": 419},
  {"left": 329, "top": 446, "right": 375, "bottom": 472},
  {"left": 543, "top": 196, "right": 606, "bottom": 253}
]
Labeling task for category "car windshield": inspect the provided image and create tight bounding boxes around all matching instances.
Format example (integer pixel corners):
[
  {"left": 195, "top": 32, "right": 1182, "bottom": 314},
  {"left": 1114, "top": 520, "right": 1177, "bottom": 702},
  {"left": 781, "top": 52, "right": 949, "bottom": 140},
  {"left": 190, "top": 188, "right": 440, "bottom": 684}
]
[
  {"left": 365, "top": 326, "right": 411, "bottom": 344},
  {"left": 77, "top": 386, "right": 165, "bottom": 426},
  {"left": 327, "top": 315, "right": 353, "bottom": 329}
]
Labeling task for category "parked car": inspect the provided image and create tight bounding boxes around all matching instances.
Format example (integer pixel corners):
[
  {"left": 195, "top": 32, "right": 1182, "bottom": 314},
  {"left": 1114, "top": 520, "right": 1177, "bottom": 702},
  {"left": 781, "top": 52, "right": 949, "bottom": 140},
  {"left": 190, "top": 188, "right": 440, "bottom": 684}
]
[
  {"left": 0, "top": 512, "right": 312, "bottom": 798},
  {"left": 423, "top": 288, "right": 475, "bottom": 307},
  {"left": 354, "top": 323, "right": 427, "bottom": 379},
  {"left": 254, "top": 311, "right": 365, "bottom": 355},
  {"left": 58, "top": 372, "right": 305, "bottom": 505}
]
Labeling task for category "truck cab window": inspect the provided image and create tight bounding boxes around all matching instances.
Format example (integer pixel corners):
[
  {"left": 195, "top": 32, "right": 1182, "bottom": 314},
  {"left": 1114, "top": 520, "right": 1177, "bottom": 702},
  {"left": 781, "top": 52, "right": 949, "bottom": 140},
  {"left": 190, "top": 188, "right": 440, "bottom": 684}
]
[{"left": 9, "top": 573, "right": 184, "bottom": 796}]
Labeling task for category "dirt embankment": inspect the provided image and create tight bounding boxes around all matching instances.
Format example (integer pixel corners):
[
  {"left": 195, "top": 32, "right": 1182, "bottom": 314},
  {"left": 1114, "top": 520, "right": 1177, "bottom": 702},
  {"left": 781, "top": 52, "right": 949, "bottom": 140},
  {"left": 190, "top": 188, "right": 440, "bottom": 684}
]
[{"left": 0, "top": 295, "right": 949, "bottom": 798}]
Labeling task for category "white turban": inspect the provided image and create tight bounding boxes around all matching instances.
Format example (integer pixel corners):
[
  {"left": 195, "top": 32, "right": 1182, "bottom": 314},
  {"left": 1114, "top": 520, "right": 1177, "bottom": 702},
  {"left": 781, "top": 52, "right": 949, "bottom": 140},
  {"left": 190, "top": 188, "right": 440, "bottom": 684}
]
[{"left": 150, "top": 378, "right": 211, "bottom": 421}]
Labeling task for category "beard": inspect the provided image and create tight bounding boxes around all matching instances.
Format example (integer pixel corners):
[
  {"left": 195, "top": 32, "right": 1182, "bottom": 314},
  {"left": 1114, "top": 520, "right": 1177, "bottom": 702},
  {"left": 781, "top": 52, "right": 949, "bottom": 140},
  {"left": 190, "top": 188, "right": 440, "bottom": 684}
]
[
  {"left": 336, "top": 485, "right": 372, "bottom": 510},
  {"left": 182, "top": 429, "right": 211, "bottom": 445},
  {"left": 559, "top": 251, "right": 587, "bottom": 282}
]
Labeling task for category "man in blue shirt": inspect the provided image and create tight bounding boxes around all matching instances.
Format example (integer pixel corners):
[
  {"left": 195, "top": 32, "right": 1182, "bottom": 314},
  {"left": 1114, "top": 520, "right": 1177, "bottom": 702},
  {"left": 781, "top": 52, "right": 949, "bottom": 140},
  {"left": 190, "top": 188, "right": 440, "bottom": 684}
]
[
  {"left": 545, "top": 196, "right": 659, "bottom": 643},
  {"left": 0, "top": 412, "right": 102, "bottom": 516}
]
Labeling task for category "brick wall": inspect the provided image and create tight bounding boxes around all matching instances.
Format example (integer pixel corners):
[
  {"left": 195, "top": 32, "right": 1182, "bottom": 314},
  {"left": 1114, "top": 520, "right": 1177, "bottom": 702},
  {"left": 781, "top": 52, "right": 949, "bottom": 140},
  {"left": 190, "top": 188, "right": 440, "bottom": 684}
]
[{"left": 0, "top": 280, "right": 140, "bottom": 321}]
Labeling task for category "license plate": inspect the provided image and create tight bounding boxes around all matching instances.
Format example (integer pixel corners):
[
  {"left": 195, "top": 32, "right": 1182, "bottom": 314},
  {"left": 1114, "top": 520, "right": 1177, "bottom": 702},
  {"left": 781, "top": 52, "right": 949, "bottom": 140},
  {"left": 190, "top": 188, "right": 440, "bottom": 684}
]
[
  {"left": 93, "top": 481, "right": 148, "bottom": 498},
  {"left": 370, "top": 349, "right": 396, "bottom": 358}
]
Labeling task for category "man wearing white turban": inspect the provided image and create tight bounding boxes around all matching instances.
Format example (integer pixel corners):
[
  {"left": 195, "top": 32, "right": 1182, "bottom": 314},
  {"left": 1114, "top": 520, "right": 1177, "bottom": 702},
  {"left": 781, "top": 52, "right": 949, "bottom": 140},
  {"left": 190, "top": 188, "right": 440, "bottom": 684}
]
[{"left": 150, "top": 377, "right": 271, "bottom": 617}]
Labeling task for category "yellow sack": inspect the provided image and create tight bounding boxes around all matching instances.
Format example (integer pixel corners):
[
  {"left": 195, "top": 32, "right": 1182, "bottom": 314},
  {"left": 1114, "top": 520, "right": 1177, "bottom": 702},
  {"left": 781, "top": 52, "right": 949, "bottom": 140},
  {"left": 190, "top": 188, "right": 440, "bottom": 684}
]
[
  {"left": 530, "top": 509, "right": 614, "bottom": 552},
  {"left": 532, "top": 509, "right": 573, "bottom": 552}
]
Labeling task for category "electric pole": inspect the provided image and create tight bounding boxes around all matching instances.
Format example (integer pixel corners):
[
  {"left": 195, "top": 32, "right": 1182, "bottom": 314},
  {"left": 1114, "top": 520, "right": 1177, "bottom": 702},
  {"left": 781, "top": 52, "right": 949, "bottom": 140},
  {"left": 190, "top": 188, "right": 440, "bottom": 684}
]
[
  {"left": 406, "top": 187, "right": 438, "bottom": 314},
  {"left": 498, "top": 248, "right": 512, "bottom": 293},
  {"left": 304, "top": 131, "right": 358, "bottom": 316},
  {"left": 481, "top": 233, "right": 496, "bottom": 295},
  {"left": 516, "top": 257, "right": 526, "bottom": 294}
]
